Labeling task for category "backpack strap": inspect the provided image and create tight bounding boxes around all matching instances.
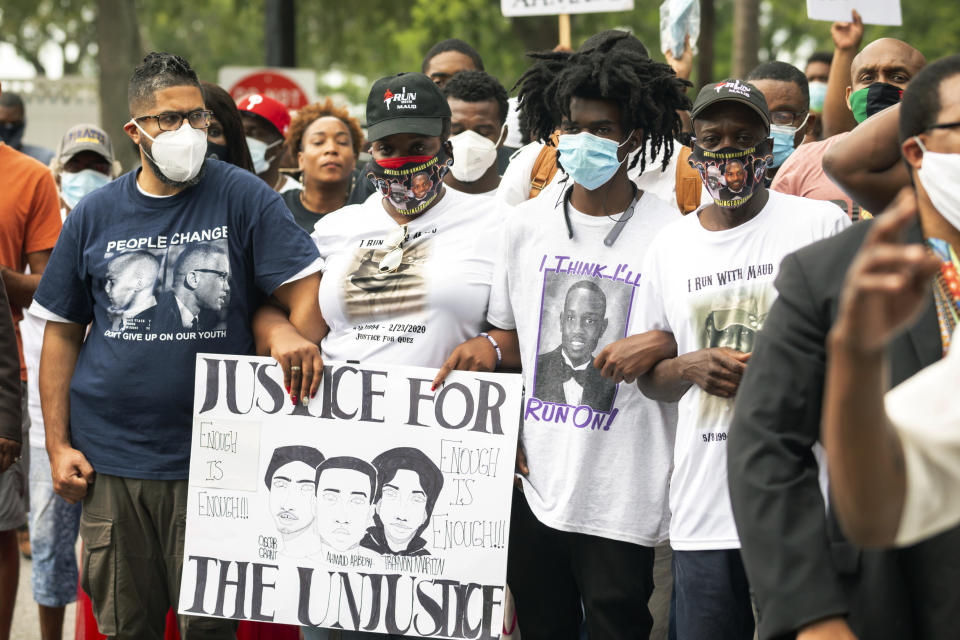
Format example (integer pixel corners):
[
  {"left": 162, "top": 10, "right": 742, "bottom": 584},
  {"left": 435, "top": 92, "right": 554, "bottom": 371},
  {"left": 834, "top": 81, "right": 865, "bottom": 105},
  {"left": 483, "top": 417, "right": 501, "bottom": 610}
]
[
  {"left": 675, "top": 145, "right": 703, "bottom": 215},
  {"left": 528, "top": 131, "right": 561, "bottom": 199}
]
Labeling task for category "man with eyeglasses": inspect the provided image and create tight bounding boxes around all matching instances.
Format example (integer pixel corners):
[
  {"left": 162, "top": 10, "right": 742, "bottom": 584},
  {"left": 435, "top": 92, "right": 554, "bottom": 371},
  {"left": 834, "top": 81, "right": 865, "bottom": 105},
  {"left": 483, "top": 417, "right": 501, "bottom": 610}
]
[
  {"left": 747, "top": 61, "right": 813, "bottom": 183},
  {"left": 729, "top": 54, "right": 960, "bottom": 640},
  {"left": 32, "top": 52, "right": 323, "bottom": 639},
  {"left": 158, "top": 243, "right": 231, "bottom": 331}
]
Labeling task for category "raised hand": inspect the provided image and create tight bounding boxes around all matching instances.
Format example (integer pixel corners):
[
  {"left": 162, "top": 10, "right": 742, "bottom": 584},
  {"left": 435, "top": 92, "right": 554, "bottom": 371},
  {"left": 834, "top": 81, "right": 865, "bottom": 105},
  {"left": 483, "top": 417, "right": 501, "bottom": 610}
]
[
  {"left": 832, "top": 188, "right": 942, "bottom": 355},
  {"left": 831, "top": 9, "right": 864, "bottom": 52}
]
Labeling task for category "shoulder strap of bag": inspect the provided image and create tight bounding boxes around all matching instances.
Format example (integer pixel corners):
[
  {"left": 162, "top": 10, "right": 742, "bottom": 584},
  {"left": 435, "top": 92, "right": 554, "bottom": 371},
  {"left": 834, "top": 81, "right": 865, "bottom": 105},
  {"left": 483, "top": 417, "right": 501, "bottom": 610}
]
[
  {"left": 675, "top": 145, "right": 703, "bottom": 215},
  {"left": 528, "top": 131, "right": 561, "bottom": 199}
]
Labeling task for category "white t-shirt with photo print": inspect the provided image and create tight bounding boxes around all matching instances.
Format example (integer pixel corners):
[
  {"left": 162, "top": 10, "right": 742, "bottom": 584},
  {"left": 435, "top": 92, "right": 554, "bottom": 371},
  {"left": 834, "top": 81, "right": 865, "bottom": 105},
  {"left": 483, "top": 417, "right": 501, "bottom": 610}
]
[
  {"left": 312, "top": 188, "right": 499, "bottom": 367},
  {"left": 633, "top": 189, "right": 850, "bottom": 551},
  {"left": 487, "top": 187, "right": 680, "bottom": 546}
]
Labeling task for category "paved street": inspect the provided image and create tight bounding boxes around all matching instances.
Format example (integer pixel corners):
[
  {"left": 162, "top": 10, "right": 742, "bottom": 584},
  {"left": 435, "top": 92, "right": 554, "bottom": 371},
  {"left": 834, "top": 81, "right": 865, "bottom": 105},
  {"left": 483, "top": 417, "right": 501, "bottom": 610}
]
[{"left": 11, "top": 551, "right": 77, "bottom": 640}]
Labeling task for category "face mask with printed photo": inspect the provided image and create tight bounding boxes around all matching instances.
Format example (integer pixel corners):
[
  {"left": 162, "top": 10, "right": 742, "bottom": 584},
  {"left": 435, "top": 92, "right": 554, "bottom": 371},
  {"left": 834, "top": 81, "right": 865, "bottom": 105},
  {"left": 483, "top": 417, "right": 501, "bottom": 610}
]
[
  {"left": 366, "top": 150, "right": 452, "bottom": 216},
  {"left": 689, "top": 141, "right": 773, "bottom": 208}
]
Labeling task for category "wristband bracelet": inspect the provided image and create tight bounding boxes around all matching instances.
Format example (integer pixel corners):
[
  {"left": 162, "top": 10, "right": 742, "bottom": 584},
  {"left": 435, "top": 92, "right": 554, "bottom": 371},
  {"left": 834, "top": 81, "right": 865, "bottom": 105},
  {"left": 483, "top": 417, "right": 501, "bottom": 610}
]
[{"left": 479, "top": 332, "right": 502, "bottom": 367}]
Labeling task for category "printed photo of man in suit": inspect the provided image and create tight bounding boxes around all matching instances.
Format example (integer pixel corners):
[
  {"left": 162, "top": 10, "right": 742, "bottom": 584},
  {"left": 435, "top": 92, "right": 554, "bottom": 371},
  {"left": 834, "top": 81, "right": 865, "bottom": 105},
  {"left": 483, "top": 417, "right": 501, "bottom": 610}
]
[{"left": 534, "top": 279, "right": 616, "bottom": 412}]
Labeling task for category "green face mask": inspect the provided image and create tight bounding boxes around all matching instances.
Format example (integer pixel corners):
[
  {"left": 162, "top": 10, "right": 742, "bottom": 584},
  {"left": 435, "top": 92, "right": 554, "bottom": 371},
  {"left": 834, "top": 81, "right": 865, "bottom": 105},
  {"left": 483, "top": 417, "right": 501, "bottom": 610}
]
[{"left": 849, "top": 82, "right": 904, "bottom": 123}]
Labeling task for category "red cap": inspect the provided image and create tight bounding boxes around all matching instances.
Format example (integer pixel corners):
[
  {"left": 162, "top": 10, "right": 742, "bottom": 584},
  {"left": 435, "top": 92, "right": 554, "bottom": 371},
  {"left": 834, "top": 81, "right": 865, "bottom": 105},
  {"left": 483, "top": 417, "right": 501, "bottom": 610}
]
[{"left": 236, "top": 94, "right": 291, "bottom": 137}]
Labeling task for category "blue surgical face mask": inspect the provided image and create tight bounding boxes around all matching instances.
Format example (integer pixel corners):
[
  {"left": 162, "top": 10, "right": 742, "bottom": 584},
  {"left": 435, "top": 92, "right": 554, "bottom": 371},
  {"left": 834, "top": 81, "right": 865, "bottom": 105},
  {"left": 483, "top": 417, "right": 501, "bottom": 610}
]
[
  {"left": 769, "top": 114, "right": 808, "bottom": 168},
  {"left": 60, "top": 168, "right": 111, "bottom": 208},
  {"left": 557, "top": 130, "right": 633, "bottom": 191},
  {"left": 808, "top": 81, "right": 827, "bottom": 112}
]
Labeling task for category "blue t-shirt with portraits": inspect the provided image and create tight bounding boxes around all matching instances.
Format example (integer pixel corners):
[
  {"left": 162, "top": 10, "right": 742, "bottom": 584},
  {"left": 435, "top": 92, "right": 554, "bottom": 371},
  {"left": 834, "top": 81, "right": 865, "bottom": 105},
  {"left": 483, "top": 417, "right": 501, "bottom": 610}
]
[{"left": 34, "top": 159, "right": 319, "bottom": 479}]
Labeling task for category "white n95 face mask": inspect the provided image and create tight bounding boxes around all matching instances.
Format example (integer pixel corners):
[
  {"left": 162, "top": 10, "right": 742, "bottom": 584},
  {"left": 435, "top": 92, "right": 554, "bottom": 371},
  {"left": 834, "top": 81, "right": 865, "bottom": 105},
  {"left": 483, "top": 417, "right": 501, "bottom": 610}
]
[
  {"left": 449, "top": 126, "right": 504, "bottom": 183},
  {"left": 131, "top": 119, "right": 207, "bottom": 183},
  {"left": 247, "top": 137, "right": 282, "bottom": 175},
  {"left": 914, "top": 136, "right": 960, "bottom": 231}
]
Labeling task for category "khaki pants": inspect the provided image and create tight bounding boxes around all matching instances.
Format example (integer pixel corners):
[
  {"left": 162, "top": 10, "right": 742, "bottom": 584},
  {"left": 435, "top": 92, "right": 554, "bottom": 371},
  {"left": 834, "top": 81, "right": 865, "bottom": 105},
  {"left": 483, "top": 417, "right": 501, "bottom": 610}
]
[{"left": 79, "top": 473, "right": 237, "bottom": 640}]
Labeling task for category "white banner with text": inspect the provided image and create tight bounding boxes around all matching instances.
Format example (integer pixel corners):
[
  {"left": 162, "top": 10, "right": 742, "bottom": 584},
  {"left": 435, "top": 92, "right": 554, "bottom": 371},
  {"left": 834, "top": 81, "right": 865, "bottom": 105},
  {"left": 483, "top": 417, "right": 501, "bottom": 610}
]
[
  {"left": 178, "top": 355, "right": 522, "bottom": 638},
  {"left": 501, "top": 0, "right": 635, "bottom": 17}
]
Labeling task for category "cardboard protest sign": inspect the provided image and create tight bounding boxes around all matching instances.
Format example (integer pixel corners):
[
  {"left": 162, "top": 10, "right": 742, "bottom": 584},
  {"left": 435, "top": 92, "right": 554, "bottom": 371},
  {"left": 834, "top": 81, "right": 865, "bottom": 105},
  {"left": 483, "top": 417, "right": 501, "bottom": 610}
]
[
  {"left": 500, "top": 0, "right": 635, "bottom": 18},
  {"left": 179, "top": 355, "right": 522, "bottom": 638},
  {"left": 806, "top": 0, "right": 902, "bottom": 26}
]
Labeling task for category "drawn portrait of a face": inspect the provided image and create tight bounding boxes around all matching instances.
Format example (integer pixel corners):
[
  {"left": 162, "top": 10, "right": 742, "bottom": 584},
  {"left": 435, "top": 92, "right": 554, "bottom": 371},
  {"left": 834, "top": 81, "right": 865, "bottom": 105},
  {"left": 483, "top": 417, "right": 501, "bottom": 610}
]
[
  {"left": 268, "top": 461, "right": 317, "bottom": 535},
  {"left": 724, "top": 160, "right": 746, "bottom": 193},
  {"left": 315, "top": 463, "right": 375, "bottom": 552},
  {"left": 377, "top": 469, "right": 428, "bottom": 551},
  {"left": 560, "top": 283, "right": 608, "bottom": 367}
]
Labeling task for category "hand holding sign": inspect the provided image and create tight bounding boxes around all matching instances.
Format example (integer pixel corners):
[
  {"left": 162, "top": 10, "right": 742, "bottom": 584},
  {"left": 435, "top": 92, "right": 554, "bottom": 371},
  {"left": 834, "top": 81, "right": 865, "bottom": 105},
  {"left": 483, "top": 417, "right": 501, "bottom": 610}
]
[
  {"left": 807, "top": 0, "right": 902, "bottom": 27},
  {"left": 831, "top": 9, "right": 865, "bottom": 52}
]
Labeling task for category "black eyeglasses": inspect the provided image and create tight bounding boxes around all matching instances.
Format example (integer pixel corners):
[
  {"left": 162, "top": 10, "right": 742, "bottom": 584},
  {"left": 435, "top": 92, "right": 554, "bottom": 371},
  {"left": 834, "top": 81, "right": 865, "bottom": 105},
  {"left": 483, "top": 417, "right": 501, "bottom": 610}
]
[
  {"left": 927, "top": 121, "right": 960, "bottom": 132},
  {"left": 378, "top": 225, "right": 408, "bottom": 274},
  {"left": 135, "top": 109, "right": 213, "bottom": 131},
  {"left": 770, "top": 110, "right": 807, "bottom": 127},
  {"left": 193, "top": 268, "right": 228, "bottom": 282}
]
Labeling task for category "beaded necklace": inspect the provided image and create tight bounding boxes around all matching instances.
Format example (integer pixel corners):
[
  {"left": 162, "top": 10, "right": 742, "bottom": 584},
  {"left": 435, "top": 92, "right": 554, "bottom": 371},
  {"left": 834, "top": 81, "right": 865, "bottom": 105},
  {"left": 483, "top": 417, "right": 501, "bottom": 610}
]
[{"left": 927, "top": 237, "right": 960, "bottom": 353}]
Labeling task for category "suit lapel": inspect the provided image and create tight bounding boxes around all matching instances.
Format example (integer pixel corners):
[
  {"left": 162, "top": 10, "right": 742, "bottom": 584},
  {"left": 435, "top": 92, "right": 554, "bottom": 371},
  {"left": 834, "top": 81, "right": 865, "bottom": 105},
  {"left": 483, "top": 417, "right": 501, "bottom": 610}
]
[{"left": 904, "top": 220, "right": 946, "bottom": 369}]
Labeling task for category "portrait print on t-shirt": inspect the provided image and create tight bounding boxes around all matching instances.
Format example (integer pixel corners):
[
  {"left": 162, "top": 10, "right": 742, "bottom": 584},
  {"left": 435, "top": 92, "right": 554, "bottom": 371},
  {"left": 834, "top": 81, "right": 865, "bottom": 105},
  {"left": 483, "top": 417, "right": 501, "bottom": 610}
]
[
  {"left": 690, "top": 281, "right": 775, "bottom": 424},
  {"left": 341, "top": 235, "right": 431, "bottom": 321},
  {"left": 532, "top": 271, "right": 633, "bottom": 414},
  {"left": 101, "top": 231, "right": 231, "bottom": 339}
]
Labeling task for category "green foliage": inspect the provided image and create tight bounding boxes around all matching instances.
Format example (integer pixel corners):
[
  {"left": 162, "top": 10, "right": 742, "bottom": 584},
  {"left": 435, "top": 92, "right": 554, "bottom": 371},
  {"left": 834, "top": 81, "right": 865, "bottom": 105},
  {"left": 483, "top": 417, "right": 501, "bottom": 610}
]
[
  {"left": 0, "top": 0, "right": 96, "bottom": 75},
  {"left": 2, "top": 0, "right": 958, "bottom": 101},
  {"left": 137, "top": 0, "right": 264, "bottom": 83}
]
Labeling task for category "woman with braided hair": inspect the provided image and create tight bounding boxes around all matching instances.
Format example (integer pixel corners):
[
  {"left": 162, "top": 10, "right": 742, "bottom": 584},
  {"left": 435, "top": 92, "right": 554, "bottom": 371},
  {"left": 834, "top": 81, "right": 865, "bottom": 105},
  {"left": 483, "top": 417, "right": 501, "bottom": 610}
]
[{"left": 436, "top": 30, "right": 691, "bottom": 640}]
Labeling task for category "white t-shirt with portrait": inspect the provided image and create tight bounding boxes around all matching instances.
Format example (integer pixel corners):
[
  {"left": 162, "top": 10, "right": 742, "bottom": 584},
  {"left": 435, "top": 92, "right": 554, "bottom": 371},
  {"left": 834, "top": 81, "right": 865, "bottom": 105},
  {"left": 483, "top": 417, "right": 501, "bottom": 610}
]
[
  {"left": 313, "top": 188, "right": 499, "bottom": 367},
  {"left": 487, "top": 187, "right": 680, "bottom": 546},
  {"left": 633, "top": 190, "right": 850, "bottom": 550}
]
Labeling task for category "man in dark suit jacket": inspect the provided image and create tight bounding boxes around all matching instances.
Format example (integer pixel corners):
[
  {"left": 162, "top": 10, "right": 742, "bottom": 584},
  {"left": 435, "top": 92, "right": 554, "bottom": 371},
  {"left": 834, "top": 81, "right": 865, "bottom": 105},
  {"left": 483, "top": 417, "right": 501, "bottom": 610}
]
[
  {"left": 533, "top": 280, "right": 616, "bottom": 412},
  {"left": 728, "top": 54, "right": 960, "bottom": 638}
]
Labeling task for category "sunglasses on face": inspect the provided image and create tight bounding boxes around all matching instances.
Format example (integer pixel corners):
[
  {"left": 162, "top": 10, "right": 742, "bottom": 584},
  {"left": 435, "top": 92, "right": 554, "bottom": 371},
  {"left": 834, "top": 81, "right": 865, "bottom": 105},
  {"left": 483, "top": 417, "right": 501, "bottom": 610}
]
[{"left": 378, "top": 225, "right": 409, "bottom": 274}]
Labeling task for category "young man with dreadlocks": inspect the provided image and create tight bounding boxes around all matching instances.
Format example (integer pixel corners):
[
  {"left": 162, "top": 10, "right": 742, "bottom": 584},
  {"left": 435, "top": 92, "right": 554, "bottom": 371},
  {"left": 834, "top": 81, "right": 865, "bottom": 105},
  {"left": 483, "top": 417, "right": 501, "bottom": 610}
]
[
  {"left": 634, "top": 82, "right": 849, "bottom": 639},
  {"left": 436, "top": 31, "right": 689, "bottom": 639}
]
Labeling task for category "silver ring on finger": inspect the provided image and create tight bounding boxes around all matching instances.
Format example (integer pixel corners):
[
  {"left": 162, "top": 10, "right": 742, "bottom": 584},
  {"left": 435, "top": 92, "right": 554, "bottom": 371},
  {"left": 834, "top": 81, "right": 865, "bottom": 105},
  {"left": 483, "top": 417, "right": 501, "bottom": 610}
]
[{"left": 290, "top": 365, "right": 302, "bottom": 372}]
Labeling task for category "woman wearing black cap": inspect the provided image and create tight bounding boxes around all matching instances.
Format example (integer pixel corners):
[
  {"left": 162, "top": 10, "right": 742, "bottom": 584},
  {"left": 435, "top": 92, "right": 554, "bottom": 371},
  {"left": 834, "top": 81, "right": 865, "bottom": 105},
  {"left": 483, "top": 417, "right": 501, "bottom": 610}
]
[{"left": 253, "top": 75, "right": 511, "bottom": 640}]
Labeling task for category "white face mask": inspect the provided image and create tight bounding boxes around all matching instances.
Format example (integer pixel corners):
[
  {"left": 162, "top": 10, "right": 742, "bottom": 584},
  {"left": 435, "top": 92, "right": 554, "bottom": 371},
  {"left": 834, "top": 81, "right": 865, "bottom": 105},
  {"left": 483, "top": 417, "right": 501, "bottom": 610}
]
[
  {"left": 247, "top": 136, "right": 282, "bottom": 175},
  {"left": 448, "top": 125, "right": 504, "bottom": 183},
  {"left": 914, "top": 136, "right": 960, "bottom": 231},
  {"left": 131, "top": 119, "right": 207, "bottom": 183}
]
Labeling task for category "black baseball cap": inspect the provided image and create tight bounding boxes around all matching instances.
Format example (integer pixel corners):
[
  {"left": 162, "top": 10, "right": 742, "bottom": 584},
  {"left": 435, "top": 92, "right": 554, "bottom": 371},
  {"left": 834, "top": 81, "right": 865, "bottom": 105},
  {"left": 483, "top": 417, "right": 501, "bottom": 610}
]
[
  {"left": 366, "top": 72, "right": 451, "bottom": 142},
  {"left": 691, "top": 79, "right": 770, "bottom": 130}
]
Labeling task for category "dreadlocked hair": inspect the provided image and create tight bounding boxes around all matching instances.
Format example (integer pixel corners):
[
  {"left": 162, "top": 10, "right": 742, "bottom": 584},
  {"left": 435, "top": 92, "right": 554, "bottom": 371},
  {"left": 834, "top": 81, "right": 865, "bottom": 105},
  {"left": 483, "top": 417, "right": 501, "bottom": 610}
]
[{"left": 514, "top": 31, "right": 692, "bottom": 175}]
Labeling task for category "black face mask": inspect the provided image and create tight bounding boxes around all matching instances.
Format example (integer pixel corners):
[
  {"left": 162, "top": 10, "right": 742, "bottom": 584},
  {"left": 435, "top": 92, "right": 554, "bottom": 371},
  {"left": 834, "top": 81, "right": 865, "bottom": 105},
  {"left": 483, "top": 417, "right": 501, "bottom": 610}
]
[
  {"left": 0, "top": 121, "right": 25, "bottom": 149},
  {"left": 849, "top": 82, "right": 903, "bottom": 123},
  {"left": 688, "top": 140, "right": 773, "bottom": 208},
  {"left": 205, "top": 141, "right": 230, "bottom": 162}
]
